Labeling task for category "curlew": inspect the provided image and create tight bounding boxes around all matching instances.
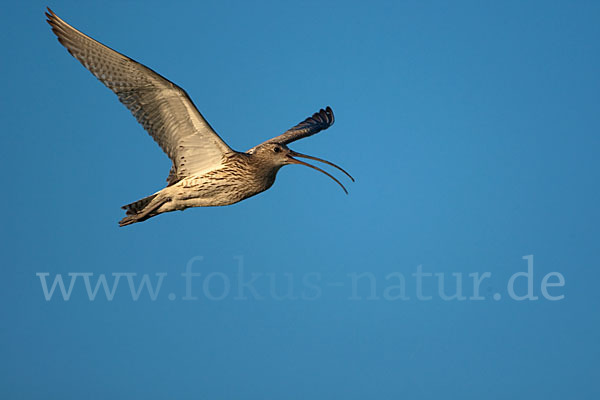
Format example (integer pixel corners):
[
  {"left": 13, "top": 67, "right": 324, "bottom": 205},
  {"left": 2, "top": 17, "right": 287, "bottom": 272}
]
[{"left": 46, "top": 9, "right": 353, "bottom": 226}]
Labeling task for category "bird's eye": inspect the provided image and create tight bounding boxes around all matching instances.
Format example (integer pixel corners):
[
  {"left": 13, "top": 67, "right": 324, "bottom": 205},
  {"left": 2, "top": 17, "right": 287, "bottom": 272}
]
[{"left": 273, "top": 147, "right": 281, "bottom": 153}]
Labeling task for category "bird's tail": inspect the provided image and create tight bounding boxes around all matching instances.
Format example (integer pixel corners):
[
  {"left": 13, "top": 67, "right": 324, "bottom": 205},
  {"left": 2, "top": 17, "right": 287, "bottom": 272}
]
[
  {"left": 122, "top": 194, "right": 158, "bottom": 216},
  {"left": 119, "top": 194, "right": 168, "bottom": 227}
]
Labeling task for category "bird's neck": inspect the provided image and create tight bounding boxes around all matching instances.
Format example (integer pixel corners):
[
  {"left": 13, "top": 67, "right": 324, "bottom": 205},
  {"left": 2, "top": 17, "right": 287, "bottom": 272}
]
[
  {"left": 252, "top": 162, "right": 281, "bottom": 191},
  {"left": 231, "top": 152, "right": 282, "bottom": 191}
]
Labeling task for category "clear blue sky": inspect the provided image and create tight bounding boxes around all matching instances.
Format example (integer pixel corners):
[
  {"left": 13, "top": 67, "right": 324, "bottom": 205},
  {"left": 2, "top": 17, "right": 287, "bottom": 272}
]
[{"left": 1, "top": 1, "right": 599, "bottom": 399}]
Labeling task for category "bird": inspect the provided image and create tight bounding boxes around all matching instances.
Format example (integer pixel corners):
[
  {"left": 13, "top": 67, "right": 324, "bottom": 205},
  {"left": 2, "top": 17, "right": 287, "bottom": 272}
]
[{"left": 46, "top": 8, "right": 354, "bottom": 226}]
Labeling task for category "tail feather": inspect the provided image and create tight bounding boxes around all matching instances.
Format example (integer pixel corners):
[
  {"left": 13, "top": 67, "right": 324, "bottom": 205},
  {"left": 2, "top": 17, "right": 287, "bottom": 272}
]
[
  {"left": 121, "top": 194, "right": 158, "bottom": 216},
  {"left": 119, "top": 215, "right": 142, "bottom": 227},
  {"left": 119, "top": 194, "right": 169, "bottom": 227}
]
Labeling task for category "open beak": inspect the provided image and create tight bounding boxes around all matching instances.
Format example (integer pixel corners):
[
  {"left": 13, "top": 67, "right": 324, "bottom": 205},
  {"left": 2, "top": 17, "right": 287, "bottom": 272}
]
[{"left": 287, "top": 150, "right": 354, "bottom": 194}]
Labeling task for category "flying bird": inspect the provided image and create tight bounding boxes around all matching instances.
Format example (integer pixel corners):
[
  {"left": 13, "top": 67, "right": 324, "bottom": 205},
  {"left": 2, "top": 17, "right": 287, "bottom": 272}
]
[{"left": 46, "top": 8, "right": 353, "bottom": 226}]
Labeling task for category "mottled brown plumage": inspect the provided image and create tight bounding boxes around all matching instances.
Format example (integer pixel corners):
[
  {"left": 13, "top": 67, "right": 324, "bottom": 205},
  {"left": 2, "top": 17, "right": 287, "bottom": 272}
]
[{"left": 46, "top": 8, "right": 353, "bottom": 226}]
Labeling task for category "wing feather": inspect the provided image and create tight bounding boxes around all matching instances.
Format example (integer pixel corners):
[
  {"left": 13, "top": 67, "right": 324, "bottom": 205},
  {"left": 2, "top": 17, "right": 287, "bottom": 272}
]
[
  {"left": 251, "top": 107, "right": 335, "bottom": 151},
  {"left": 46, "top": 8, "right": 233, "bottom": 182}
]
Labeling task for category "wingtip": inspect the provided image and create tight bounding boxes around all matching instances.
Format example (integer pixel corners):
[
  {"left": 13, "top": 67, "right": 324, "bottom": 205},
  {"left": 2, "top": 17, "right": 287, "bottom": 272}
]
[
  {"left": 318, "top": 106, "right": 334, "bottom": 126},
  {"left": 325, "top": 106, "right": 334, "bottom": 125},
  {"left": 45, "top": 6, "right": 58, "bottom": 27},
  {"left": 45, "top": 6, "right": 54, "bottom": 20}
]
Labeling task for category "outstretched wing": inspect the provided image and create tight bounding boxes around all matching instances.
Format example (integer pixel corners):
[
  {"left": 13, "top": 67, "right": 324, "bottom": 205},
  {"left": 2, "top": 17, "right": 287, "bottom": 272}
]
[
  {"left": 46, "top": 8, "right": 233, "bottom": 184},
  {"left": 252, "top": 106, "right": 335, "bottom": 150}
]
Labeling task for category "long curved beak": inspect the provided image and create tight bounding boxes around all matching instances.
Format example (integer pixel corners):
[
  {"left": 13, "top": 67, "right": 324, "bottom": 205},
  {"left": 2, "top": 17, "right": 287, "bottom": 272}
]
[
  {"left": 290, "top": 151, "right": 355, "bottom": 182},
  {"left": 287, "top": 150, "right": 354, "bottom": 194}
]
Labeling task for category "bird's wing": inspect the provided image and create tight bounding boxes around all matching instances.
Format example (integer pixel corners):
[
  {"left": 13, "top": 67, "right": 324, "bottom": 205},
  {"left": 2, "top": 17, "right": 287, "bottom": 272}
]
[
  {"left": 46, "top": 8, "right": 233, "bottom": 183},
  {"left": 251, "top": 107, "right": 335, "bottom": 150}
]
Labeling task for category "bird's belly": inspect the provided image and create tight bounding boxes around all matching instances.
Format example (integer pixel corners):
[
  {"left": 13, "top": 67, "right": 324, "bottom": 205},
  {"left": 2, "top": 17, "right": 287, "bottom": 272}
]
[{"left": 164, "top": 174, "right": 271, "bottom": 210}]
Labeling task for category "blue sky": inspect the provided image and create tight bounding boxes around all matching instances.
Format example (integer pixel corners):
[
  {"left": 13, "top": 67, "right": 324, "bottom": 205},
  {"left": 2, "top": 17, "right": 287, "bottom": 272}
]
[{"left": 1, "top": 1, "right": 599, "bottom": 398}]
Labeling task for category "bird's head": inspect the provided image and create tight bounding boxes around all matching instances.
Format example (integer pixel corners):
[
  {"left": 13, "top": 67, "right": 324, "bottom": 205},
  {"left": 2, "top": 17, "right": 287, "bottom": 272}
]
[{"left": 249, "top": 142, "right": 354, "bottom": 194}]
